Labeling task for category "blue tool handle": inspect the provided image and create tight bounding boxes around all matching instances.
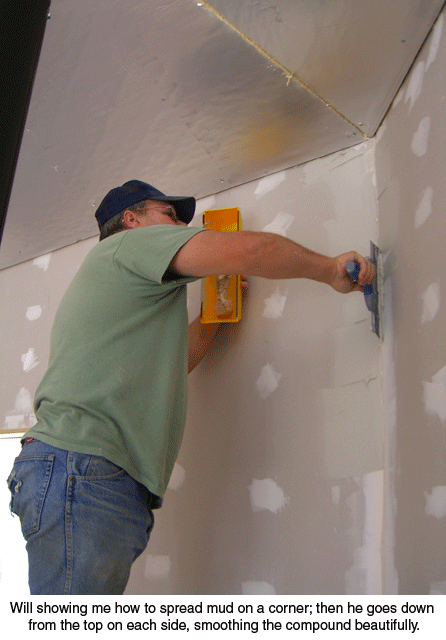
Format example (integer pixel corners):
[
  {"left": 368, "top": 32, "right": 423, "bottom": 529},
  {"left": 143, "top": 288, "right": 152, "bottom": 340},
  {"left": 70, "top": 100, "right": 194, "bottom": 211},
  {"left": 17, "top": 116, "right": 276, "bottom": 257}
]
[
  {"left": 346, "top": 261, "right": 373, "bottom": 309},
  {"left": 346, "top": 261, "right": 360, "bottom": 281}
]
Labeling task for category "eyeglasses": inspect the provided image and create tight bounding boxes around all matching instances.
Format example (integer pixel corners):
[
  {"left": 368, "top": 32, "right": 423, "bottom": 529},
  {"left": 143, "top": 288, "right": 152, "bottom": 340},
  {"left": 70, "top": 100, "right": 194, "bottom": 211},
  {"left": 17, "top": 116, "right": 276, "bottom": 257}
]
[{"left": 145, "top": 205, "right": 178, "bottom": 222}]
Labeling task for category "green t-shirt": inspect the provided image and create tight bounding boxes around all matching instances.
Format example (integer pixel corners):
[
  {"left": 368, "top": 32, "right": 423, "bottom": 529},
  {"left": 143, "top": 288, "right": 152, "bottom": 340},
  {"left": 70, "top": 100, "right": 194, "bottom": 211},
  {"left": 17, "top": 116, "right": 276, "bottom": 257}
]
[{"left": 29, "top": 225, "right": 205, "bottom": 504}]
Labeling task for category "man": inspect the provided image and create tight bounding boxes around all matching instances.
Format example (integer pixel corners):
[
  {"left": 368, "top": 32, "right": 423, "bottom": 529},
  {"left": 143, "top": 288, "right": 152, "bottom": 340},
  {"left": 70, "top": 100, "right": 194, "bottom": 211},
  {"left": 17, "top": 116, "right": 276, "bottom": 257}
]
[{"left": 7, "top": 180, "right": 375, "bottom": 595}]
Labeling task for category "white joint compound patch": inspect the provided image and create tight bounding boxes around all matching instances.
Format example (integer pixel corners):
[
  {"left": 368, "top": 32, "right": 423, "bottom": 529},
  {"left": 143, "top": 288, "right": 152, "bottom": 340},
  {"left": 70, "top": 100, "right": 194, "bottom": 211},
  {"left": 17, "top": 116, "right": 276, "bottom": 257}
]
[
  {"left": 26, "top": 305, "right": 43, "bottom": 321},
  {"left": 392, "top": 87, "right": 404, "bottom": 109},
  {"left": 21, "top": 348, "right": 39, "bottom": 372},
  {"left": 344, "top": 471, "right": 384, "bottom": 595},
  {"left": 423, "top": 364, "right": 446, "bottom": 422},
  {"left": 331, "top": 486, "right": 341, "bottom": 505},
  {"left": 425, "top": 486, "right": 446, "bottom": 519},
  {"left": 254, "top": 171, "right": 286, "bottom": 198},
  {"left": 5, "top": 388, "right": 37, "bottom": 429},
  {"left": 405, "top": 61, "right": 425, "bottom": 112},
  {"left": 14, "top": 388, "right": 33, "bottom": 414},
  {"left": 167, "top": 463, "right": 186, "bottom": 490},
  {"left": 4, "top": 415, "right": 25, "bottom": 429},
  {"left": 415, "top": 186, "right": 433, "bottom": 229},
  {"left": 262, "top": 212, "right": 294, "bottom": 237},
  {"left": 262, "top": 288, "right": 287, "bottom": 319},
  {"left": 421, "top": 282, "right": 440, "bottom": 323},
  {"left": 144, "top": 555, "right": 171, "bottom": 580},
  {"left": 256, "top": 364, "right": 282, "bottom": 399},
  {"left": 248, "top": 478, "right": 288, "bottom": 513},
  {"left": 242, "top": 581, "right": 276, "bottom": 595},
  {"left": 426, "top": 13, "right": 444, "bottom": 70},
  {"left": 33, "top": 253, "right": 51, "bottom": 271},
  {"left": 375, "top": 120, "right": 387, "bottom": 143},
  {"left": 4, "top": 414, "right": 37, "bottom": 430},
  {"left": 430, "top": 581, "right": 446, "bottom": 595},
  {"left": 411, "top": 117, "right": 430, "bottom": 157}
]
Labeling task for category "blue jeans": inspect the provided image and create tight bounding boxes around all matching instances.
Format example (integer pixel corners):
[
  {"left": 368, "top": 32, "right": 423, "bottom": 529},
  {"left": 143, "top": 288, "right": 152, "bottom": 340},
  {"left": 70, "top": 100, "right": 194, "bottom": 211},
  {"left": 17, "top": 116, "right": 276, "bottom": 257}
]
[{"left": 7, "top": 439, "right": 155, "bottom": 595}]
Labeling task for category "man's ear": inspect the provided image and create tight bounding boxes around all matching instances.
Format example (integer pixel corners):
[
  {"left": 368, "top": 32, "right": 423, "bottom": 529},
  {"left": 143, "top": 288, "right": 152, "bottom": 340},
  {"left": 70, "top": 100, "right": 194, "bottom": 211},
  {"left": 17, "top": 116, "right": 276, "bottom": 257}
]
[{"left": 122, "top": 209, "right": 140, "bottom": 229}]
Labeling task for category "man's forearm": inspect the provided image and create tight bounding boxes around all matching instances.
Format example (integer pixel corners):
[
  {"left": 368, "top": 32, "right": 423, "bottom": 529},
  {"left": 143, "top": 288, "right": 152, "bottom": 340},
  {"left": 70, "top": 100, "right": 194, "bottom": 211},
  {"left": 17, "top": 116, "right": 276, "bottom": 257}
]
[
  {"left": 172, "top": 231, "right": 351, "bottom": 287},
  {"left": 227, "top": 233, "right": 375, "bottom": 293},
  {"left": 187, "top": 316, "right": 220, "bottom": 374},
  {"left": 171, "top": 231, "right": 375, "bottom": 295},
  {"left": 246, "top": 232, "right": 335, "bottom": 283}
]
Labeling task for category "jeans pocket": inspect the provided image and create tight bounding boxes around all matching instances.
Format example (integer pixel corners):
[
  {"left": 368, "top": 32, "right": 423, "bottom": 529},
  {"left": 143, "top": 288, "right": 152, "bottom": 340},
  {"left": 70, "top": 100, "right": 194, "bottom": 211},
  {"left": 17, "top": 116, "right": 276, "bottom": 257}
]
[
  {"left": 7, "top": 455, "right": 55, "bottom": 537},
  {"left": 82, "top": 455, "right": 127, "bottom": 479}
]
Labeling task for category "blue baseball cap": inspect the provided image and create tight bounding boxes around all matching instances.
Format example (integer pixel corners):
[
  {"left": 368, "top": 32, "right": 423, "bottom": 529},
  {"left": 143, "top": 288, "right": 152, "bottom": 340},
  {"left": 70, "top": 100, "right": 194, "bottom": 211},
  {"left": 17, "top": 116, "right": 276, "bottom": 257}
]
[{"left": 95, "top": 180, "right": 196, "bottom": 227}]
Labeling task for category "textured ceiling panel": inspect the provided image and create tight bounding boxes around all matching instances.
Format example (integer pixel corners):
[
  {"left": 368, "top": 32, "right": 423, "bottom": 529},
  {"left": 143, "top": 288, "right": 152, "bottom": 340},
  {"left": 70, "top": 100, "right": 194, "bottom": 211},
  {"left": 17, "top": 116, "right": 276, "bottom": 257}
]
[
  {"left": 205, "top": 0, "right": 444, "bottom": 136},
  {"left": 0, "top": 0, "right": 444, "bottom": 268}
]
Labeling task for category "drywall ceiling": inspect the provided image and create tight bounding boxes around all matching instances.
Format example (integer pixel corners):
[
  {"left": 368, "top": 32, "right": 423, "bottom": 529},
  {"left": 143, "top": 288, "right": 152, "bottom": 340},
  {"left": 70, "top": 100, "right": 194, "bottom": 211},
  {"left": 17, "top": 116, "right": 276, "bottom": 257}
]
[{"left": 0, "top": 0, "right": 444, "bottom": 269}]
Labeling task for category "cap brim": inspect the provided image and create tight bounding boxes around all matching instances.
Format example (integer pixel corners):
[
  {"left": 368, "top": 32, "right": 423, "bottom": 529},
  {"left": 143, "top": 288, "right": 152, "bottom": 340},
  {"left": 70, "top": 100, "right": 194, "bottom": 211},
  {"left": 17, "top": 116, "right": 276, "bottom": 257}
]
[{"left": 156, "top": 195, "right": 196, "bottom": 224}]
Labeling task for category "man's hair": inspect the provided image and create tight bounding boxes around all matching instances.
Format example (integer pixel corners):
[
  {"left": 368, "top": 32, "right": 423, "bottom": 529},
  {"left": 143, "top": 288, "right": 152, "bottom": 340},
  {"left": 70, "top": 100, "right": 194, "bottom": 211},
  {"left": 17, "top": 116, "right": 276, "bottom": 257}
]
[{"left": 98, "top": 199, "right": 149, "bottom": 241}]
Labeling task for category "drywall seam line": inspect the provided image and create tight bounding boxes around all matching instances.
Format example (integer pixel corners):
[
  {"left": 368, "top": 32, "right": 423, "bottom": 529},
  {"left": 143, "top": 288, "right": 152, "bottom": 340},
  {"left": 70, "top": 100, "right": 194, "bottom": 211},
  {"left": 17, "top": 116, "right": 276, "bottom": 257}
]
[{"left": 198, "top": 1, "right": 368, "bottom": 140}]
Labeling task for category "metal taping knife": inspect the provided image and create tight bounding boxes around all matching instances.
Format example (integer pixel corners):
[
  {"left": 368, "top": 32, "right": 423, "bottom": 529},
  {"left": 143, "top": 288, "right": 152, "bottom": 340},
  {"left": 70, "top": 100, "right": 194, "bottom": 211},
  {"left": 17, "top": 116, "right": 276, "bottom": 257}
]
[{"left": 346, "top": 241, "right": 381, "bottom": 339}]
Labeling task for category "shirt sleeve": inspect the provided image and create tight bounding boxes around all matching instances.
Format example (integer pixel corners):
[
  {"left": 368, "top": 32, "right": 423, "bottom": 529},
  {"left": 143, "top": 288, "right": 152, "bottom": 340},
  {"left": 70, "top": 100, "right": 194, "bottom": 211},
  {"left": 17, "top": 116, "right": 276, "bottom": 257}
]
[{"left": 112, "top": 225, "right": 207, "bottom": 284}]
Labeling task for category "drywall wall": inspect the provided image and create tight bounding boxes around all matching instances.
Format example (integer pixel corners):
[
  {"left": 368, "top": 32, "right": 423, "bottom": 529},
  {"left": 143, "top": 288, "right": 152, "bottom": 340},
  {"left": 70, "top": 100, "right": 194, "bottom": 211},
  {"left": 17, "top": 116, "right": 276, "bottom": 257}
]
[
  {"left": 0, "top": 139, "right": 381, "bottom": 594},
  {"left": 375, "top": 8, "right": 446, "bottom": 594},
  {"left": 127, "top": 142, "right": 382, "bottom": 595}
]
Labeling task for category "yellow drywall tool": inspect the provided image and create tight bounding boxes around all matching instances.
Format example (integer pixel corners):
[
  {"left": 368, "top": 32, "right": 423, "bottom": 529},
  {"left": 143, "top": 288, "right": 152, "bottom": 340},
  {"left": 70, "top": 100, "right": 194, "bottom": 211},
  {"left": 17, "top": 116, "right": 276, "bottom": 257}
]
[{"left": 200, "top": 207, "right": 242, "bottom": 323}]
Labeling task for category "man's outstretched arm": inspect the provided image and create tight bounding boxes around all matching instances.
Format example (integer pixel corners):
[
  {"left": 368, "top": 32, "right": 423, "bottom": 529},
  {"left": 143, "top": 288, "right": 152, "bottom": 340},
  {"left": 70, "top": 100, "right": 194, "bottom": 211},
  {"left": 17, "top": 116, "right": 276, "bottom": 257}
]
[{"left": 170, "top": 230, "right": 375, "bottom": 293}]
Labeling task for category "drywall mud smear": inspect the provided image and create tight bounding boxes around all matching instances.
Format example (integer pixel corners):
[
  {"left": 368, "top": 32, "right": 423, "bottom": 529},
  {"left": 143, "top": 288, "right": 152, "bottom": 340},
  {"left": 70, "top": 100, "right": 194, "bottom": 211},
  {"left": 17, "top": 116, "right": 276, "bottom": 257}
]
[
  {"left": 405, "top": 61, "right": 425, "bottom": 112},
  {"left": 26, "top": 305, "right": 43, "bottom": 321},
  {"left": 144, "top": 555, "right": 171, "bottom": 580},
  {"left": 33, "top": 253, "right": 51, "bottom": 271},
  {"left": 262, "top": 212, "right": 294, "bottom": 237},
  {"left": 167, "top": 463, "right": 186, "bottom": 490},
  {"left": 426, "top": 12, "right": 444, "bottom": 68},
  {"left": 14, "top": 387, "right": 33, "bottom": 413},
  {"left": 423, "top": 365, "right": 446, "bottom": 422},
  {"left": 21, "top": 348, "right": 39, "bottom": 372},
  {"left": 248, "top": 478, "right": 288, "bottom": 513},
  {"left": 255, "top": 364, "right": 282, "bottom": 400},
  {"left": 415, "top": 186, "right": 434, "bottom": 228},
  {"left": 421, "top": 282, "right": 440, "bottom": 323},
  {"left": 262, "top": 287, "right": 288, "bottom": 319},
  {"left": 425, "top": 486, "right": 446, "bottom": 519},
  {"left": 242, "top": 581, "right": 276, "bottom": 595},
  {"left": 345, "top": 471, "right": 383, "bottom": 594},
  {"left": 411, "top": 116, "right": 430, "bottom": 156},
  {"left": 254, "top": 171, "right": 286, "bottom": 198}
]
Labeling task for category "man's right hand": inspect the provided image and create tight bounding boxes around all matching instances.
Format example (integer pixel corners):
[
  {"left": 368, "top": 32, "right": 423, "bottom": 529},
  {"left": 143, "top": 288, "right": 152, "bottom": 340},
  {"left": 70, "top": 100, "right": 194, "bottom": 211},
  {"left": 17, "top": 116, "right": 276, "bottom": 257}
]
[{"left": 330, "top": 252, "right": 376, "bottom": 294}]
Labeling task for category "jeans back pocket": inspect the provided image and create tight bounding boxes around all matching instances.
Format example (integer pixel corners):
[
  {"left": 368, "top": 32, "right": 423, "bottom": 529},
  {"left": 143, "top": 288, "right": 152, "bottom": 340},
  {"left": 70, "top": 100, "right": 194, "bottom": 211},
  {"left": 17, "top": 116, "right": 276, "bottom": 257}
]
[{"left": 7, "top": 454, "right": 55, "bottom": 537}]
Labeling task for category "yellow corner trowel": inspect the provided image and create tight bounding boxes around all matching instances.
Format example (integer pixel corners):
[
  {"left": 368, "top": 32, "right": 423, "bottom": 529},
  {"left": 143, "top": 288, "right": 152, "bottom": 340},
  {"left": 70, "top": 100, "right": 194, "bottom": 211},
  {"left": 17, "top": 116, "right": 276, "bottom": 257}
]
[{"left": 200, "top": 207, "right": 242, "bottom": 324}]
